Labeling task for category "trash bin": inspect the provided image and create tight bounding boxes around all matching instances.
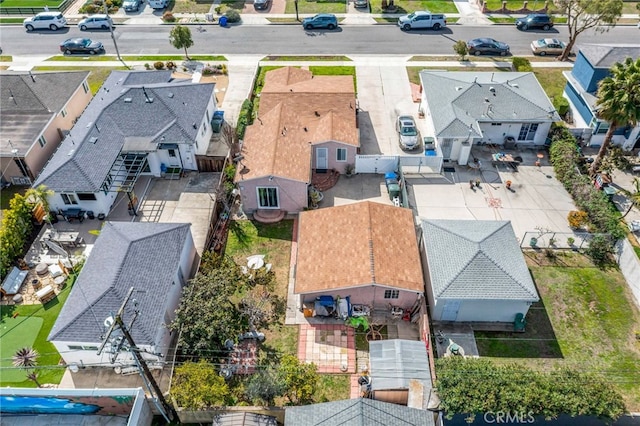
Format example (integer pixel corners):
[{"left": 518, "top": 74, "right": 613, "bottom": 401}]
[
  {"left": 86, "top": 210, "right": 95, "bottom": 220},
  {"left": 211, "top": 110, "right": 224, "bottom": 133},
  {"left": 219, "top": 16, "right": 228, "bottom": 27}
]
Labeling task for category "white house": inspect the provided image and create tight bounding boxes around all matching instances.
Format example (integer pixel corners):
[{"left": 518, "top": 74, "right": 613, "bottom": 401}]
[
  {"left": 563, "top": 44, "right": 640, "bottom": 150},
  {"left": 419, "top": 219, "right": 539, "bottom": 323},
  {"left": 33, "top": 70, "right": 217, "bottom": 216},
  {"left": 419, "top": 71, "right": 560, "bottom": 165},
  {"left": 48, "top": 221, "right": 197, "bottom": 367}
]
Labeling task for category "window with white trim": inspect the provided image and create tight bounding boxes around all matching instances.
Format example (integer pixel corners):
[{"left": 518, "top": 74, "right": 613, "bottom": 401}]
[
  {"left": 336, "top": 148, "right": 347, "bottom": 162},
  {"left": 61, "top": 193, "right": 78, "bottom": 205},
  {"left": 38, "top": 136, "right": 47, "bottom": 148},
  {"left": 384, "top": 289, "right": 399, "bottom": 299},
  {"left": 257, "top": 187, "right": 279, "bottom": 209},
  {"left": 517, "top": 123, "right": 539, "bottom": 141}
]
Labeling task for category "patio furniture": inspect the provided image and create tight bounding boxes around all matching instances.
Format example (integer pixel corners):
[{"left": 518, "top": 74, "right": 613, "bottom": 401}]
[
  {"left": 44, "top": 229, "right": 82, "bottom": 248},
  {"left": 247, "top": 255, "right": 265, "bottom": 270},
  {"left": 62, "top": 208, "right": 85, "bottom": 222},
  {"left": 1, "top": 267, "right": 29, "bottom": 296},
  {"left": 629, "top": 220, "right": 640, "bottom": 233},
  {"left": 48, "top": 264, "right": 64, "bottom": 278},
  {"left": 35, "top": 263, "right": 49, "bottom": 276},
  {"left": 35, "top": 285, "right": 56, "bottom": 304}
]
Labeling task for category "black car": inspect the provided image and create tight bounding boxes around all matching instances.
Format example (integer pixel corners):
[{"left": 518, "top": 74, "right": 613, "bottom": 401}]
[
  {"left": 59, "top": 38, "right": 104, "bottom": 55},
  {"left": 254, "top": 0, "right": 270, "bottom": 9},
  {"left": 516, "top": 13, "right": 553, "bottom": 30},
  {"left": 467, "top": 38, "right": 510, "bottom": 56}
]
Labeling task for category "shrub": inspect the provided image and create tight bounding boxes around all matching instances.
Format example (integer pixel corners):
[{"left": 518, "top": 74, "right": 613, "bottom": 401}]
[
  {"left": 165, "top": 61, "right": 176, "bottom": 70},
  {"left": 512, "top": 57, "right": 533, "bottom": 72},
  {"left": 153, "top": 61, "right": 165, "bottom": 70},
  {"left": 224, "top": 9, "right": 241, "bottom": 23},
  {"left": 236, "top": 99, "right": 253, "bottom": 139},
  {"left": 553, "top": 96, "right": 570, "bottom": 118},
  {"left": 144, "top": 63, "right": 151, "bottom": 70},
  {"left": 567, "top": 210, "right": 589, "bottom": 229},
  {"left": 585, "top": 235, "right": 615, "bottom": 267},
  {"left": 162, "top": 11, "right": 176, "bottom": 22},
  {"left": 215, "top": 5, "right": 223, "bottom": 14},
  {"left": 453, "top": 40, "right": 468, "bottom": 61}
]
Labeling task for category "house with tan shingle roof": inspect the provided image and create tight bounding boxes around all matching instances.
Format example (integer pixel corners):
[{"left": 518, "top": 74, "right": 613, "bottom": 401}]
[
  {"left": 420, "top": 219, "right": 539, "bottom": 323},
  {"left": 235, "top": 67, "right": 359, "bottom": 215},
  {"left": 295, "top": 202, "right": 425, "bottom": 312}
]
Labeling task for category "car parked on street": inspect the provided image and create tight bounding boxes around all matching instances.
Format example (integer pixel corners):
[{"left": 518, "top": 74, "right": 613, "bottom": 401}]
[
  {"left": 516, "top": 13, "right": 553, "bottom": 31},
  {"left": 123, "top": 0, "right": 142, "bottom": 12},
  {"left": 398, "top": 11, "right": 446, "bottom": 31},
  {"left": 530, "top": 38, "right": 567, "bottom": 56},
  {"left": 254, "top": 0, "right": 271, "bottom": 10},
  {"left": 353, "top": 0, "right": 368, "bottom": 8},
  {"left": 467, "top": 38, "right": 510, "bottom": 56},
  {"left": 396, "top": 115, "right": 419, "bottom": 150},
  {"left": 23, "top": 12, "right": 67, "bottom": 31},
  {"left": 60, "top": 38, "right": 105, "bottom": 55},
  {"left": 302, "top": 14, "right": 338, "bottom": 30},
  {"left": 78, "top": 15, "right": 113, "bottom": 31}
]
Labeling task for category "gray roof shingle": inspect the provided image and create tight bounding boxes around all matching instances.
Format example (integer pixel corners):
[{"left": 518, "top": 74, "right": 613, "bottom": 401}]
[
  {"left": 284, "top": 398, "right": 436, "bottom": 426},
  {"left": 421, "top": 220, "right": 539, "bottom": 301},
  {"left": 419, "top": 71, "right": 560, "bottom": 139},
  {"left": 48, "top": 221, "right": 191, "bottom": 345},
  {"left": 34, "top": 70, "right": 214, "bottom": 192},
  {"left": 0, "top": 71, "right": 89, "bottom": 156},
  {"left": 578, "top": 44, "right": 640, "bottom": 68}
]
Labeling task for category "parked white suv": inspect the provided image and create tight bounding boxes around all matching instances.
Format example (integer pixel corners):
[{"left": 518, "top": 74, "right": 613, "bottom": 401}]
[
  {"left": 23, "top": 11, "right": 67, "bottom": 31},
  {"left": 398, "top": 11, "right": 446, "bottom": 31}
]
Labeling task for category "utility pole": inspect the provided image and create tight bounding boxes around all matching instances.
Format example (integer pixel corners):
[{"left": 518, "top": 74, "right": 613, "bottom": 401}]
[
  {"left": 100, "top": 0, "right": 129, "bottom": 69},
  {"left": 98, "top": 287, "right": 177, "bottom": 422}
]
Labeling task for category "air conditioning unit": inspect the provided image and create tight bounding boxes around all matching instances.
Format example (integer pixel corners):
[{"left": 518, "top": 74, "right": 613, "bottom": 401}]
[{"left": 11, "top": 177, "right": 31, "bottom": 186}]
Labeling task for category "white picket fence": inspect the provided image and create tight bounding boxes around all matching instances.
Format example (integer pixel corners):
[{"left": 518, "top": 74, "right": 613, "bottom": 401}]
[{"left": 355, "top": 154, "right": 443, "bottom": 174}]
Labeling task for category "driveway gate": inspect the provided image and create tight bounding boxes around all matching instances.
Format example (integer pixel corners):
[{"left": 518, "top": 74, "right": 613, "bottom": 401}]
[{"left": 355, "top": 155, "right": 398, "bottom": 174}]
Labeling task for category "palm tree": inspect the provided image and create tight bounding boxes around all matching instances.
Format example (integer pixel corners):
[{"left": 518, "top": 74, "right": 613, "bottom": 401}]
[
  {"left": 12, "top": 347, "right": 41, "bottom": 387},
  {"left": 621, "top": 178, "right": 640, "bottom": 219},
  {"left": 589, "top": 57, "right": 640, "bottom": 176}
]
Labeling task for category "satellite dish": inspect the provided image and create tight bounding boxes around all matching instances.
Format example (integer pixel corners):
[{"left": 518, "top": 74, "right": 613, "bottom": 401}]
[{"left": 104, "top": 316, "right": 115, "bottom": 328}]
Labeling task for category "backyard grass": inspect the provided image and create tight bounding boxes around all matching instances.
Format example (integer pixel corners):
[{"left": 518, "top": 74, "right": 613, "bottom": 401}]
[
  {"left": 370, "top": 0, "right": 458, "bottom": 14},
  {"left": 225, "top": 220, "right": 298, "bottom": 354},
  {"left": 45, "top": 55, "right": 227, "bottom": 62},
  {"left": 475, "top": 252, "right": 640, "bottom": 410},
  {"left": 315, "top": 374, "right": 351, "bottom": 402},
  {"left": 285, "top": 0, "right": 347, "bottom": 14},
  {"left": 0, "top": 283, "right": 73, "bottom": 387}
]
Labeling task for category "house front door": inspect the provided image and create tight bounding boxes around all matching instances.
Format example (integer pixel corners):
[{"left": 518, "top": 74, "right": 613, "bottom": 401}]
[
  {"left": 441, "top": 300, "right": 461, "bottom": 321},
  {"left": 440, "top": 139, "right": 452, "bottom": 160},
  {"left": 316, "top": 148, "right": 328, "bottom": 170}
]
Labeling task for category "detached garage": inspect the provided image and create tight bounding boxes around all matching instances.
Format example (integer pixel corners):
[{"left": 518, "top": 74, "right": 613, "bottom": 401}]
[{"left": 420, "top": 219, "right": 539, "bottom": 323}]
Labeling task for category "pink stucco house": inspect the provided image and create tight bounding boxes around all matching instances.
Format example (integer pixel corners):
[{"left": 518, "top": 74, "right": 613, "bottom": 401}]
[
  {"left": 235, "top": 67, "right": 359, "bottom": 217},
  {"left": 295, "top": 201, "right": 425, "bottom": 312},
  {"left": 0, "top": 71, "right": 91, "bottom": 186}
]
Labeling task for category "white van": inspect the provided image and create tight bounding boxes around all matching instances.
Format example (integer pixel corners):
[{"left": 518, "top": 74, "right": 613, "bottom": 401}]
[
  {"left": 23, "top": 11, "right": 67, "bottom": 31},
  {"left": 397, "top": 11, "right": 446, "bottom": 31},
  {"left": 148, "top": 0, "right": 168, "bottom": 9}
]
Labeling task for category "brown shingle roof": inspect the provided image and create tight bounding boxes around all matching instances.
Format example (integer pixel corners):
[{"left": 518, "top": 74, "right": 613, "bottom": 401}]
[
  {"left": 236, "top": 67, "right": 358, "bottom": 183},
  {"left": 295, "top": 202, "right": 425, "bottom": 294}
]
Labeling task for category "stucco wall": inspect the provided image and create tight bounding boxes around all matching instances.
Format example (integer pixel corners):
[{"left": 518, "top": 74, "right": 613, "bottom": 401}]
[
  {"left": 312, "top": 141, "right": 357, "bottom": 173},
  {"left": 238, "top": 176, "right": 308, "bottom": 213},
  {"left": 48, "top": 191, "right": 116, "bottom": 216},
  {"left": 301, "top": 286, "right": 422, "bottom": 311},
  {"left": 432, "top": 298, "right": 532, "bottom": 322}
]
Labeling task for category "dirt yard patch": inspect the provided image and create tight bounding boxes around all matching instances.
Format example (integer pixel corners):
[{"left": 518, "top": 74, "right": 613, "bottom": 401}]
[{"left": 172, "top": 71, "right": 229, "bottom": 105}]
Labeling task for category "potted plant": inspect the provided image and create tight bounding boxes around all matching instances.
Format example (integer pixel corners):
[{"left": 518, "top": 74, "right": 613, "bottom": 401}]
[
  {"left": 345, "top": 163, "right": 356, "bottom": 177},
  {"left": 309, "top": 187, "right": 323, "bottom": 209},
  {"left": 549, "top": 237, "right": 557, "bottom": 247}
]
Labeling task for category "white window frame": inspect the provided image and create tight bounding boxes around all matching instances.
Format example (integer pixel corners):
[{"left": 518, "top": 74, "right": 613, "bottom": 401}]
[
  {"left": 257, "top": 187, "right": 279, "bottom": 209},
  {"left": 336, "top": 148, "right": 347, "bottom": 162},
  {"left": 61, "top": 193, "right": 78, "bottom": 205},
  {"left": 384, "top": 289, "right": 400, "bottom": 299}
]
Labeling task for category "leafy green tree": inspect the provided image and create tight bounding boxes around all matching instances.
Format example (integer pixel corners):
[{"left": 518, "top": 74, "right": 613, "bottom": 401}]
[
  {"left": 0, "top": 193, "right": 34, "bottom": 278},
  {"left": 171, "top": 360, "right": 230, "bottom": 409},
  {"left": 435, "top": 357, "right": 625, "bottom": 421},
  {"left": 277, "top": 354, "right": 318, "bottom": 405},
  {"left": 245, "top": 369, "right": 284, "bottom": 406},
  {"left": 590, "top": 57, "right": 640, "bottom": 175},
  {"left": 554, "top": 0, "right": 623, "bottom": 61},
  {"left": 171, "top": 253, "right": 246, "bottom": 359},
  {"left": 453, "top": 40, "right": 468, "bottom": 61},
  {"left": 169, "top": 25, "right": 193, "bottom": 59}
]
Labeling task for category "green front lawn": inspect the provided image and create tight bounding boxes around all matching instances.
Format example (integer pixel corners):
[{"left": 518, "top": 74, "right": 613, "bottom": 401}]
[
  {"left": 166, "top": 0, "right": 214, "bottom": 13},
  {"left": 483, "top": 0, "right": 559, "bottom": 12},
  {"left": 262, "top": 55, "right": 352, "bottom": 62},
  {"left": 533, "top": 67, "right": 570, "bottom": 105},
  {"left": 285, "top": 0, "right": 347, "bottom": 14},
  {"left": 45, "top": 55, "right": 226, "bottom": 62},
  {"left": 0, "top": 282, "right": 74, "bottom": 387},
  {"left": 371, "top": 0, "right": 458, "bottom": 14},
  {"left": 0, "top": 0, "right": 60, "bottom": 7},
  {"left": 309, "top": 65, "right": 357, "bottom": 93},
  {"left": 475, "top": 252, "right": 640, "bottom": 410},
  {"left": 0, "top": 18, "right": 23, "bottom": 24}
]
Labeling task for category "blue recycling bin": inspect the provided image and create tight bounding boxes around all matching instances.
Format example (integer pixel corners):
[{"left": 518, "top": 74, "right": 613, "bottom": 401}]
[{"left": 219, "top": 16, "right": 228, "bottom": 27}]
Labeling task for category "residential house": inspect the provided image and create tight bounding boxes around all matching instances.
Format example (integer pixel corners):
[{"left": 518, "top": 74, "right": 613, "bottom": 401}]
[
  {"left": 295, "top": 201, "right": 424, "bottom": 312},
  {"left": 369, "top": 339, "right": 433, "bottom": 408},
  {"left": 419, "top": 71, "right": 560, "bottom": 165},
  {"left": 0, "top": 71, "right": 91, "bottom": 185},
  {"left": 48, "top": 221, "right": 197, "bottom": 366},
  {"left": 235, "top": 67, "right": 359, "bottom": 216},
  {"left": 563, "top": 44, "right": 640, "bottom": 149},
  {"left": 420, "top": 219, "right": 539, "bottom": 322},
  {"left": 33, "top": 70, "right": 217, "bottom": 216},
  {"left": 284, "top": 398, "right": 436, "bottom": 426}
]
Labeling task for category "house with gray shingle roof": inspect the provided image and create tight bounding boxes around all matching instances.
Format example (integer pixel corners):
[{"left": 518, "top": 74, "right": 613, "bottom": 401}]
[
  {"left": 33, "top": 70, "right": 217, "bottom": 216},
  {"left": 419, "top": 71, "right": 560, "bottom": 166},
  {"left": 284, "top": 398, "right": 436, "bottom": 426},
  {"left": 0, "top": 71, "right": 91, "bottom": 186},
  {"left": 563, "top": 44, "right": 640, "bottom": 150},
  {"left": 48, "top": 221, "right": 197, "bottom": 366},
  {"left": 419, "top": 219, "right": 539, "bottom": 322}
]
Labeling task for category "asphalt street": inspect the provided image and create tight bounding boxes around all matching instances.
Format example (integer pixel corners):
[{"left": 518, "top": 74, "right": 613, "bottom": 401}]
[{"left": 1, "top": 24, "right": 639, "bottom": 56}]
